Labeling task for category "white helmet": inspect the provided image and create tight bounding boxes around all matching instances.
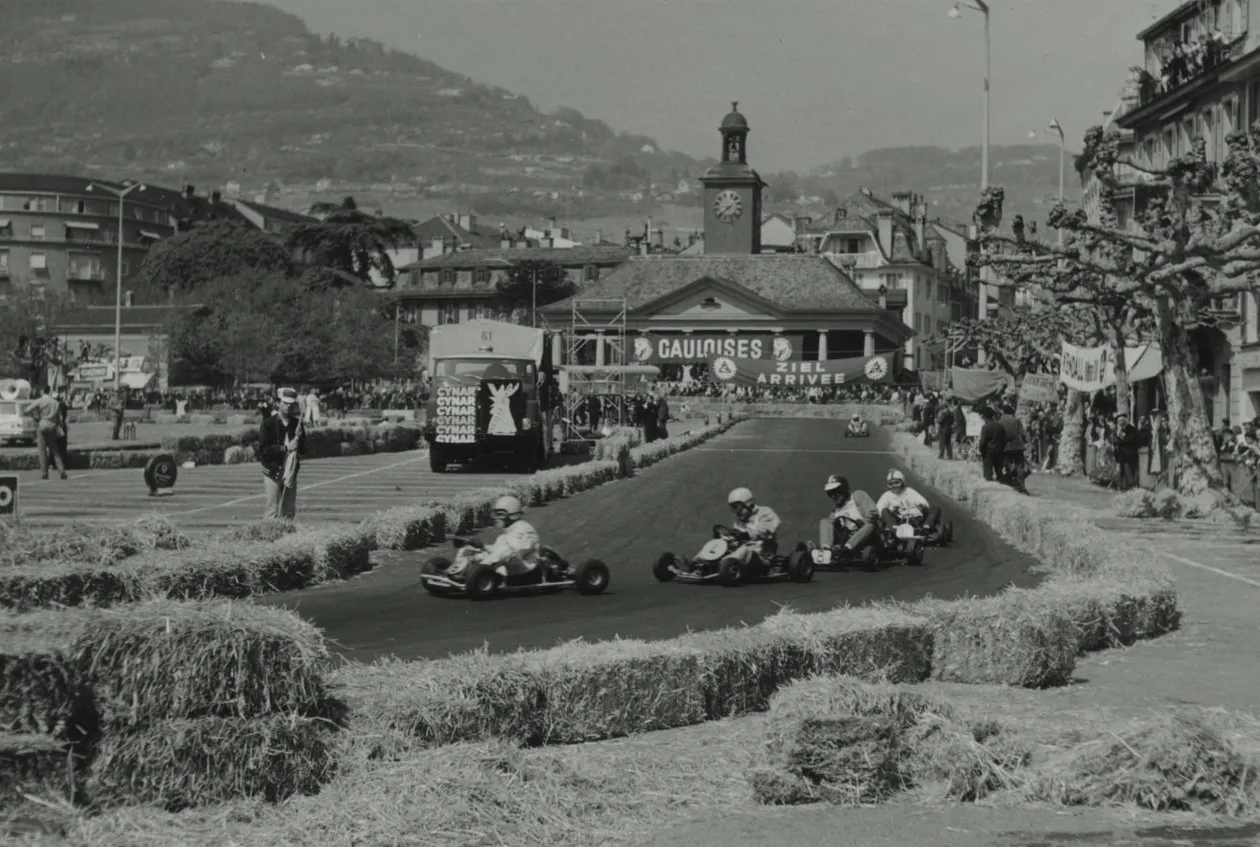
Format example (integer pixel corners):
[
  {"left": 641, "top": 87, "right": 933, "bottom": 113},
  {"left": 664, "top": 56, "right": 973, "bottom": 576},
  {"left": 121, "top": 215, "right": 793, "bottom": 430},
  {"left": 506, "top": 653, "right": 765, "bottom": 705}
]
[
  {"left": 492, "top": 494, "right": 523, "bottom": 527},
  {"left": 886, "top": 469, "right": 906, "bottom": 490},
  {"left": 852, "top": 414, "right": 862, "bottom": 421},
  {"left": 727, "top": 487, "right": 755, "bottom": 520}
]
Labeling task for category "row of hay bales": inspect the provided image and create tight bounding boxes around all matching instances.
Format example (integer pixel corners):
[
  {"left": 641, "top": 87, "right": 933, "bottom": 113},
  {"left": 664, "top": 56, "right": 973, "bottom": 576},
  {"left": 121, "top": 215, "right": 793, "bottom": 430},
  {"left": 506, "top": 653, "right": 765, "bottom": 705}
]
[
  {"left": 0, "top": 415, "right": 746, "bottom": 813},
  {"left": 326, "top": 423, "right": 1182, "bottom": 759},
  {"left": 0, "top": 601, "right": 337, "bottom": 812}
]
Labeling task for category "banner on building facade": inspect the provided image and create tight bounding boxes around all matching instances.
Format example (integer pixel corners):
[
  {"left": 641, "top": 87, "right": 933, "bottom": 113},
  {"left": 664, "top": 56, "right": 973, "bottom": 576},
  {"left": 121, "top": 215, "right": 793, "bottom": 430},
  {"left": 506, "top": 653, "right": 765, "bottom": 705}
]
[
  {"left": 1018, "top": 373, "right": 1059, "bottom": 403},
  {"left": 1059, "top": 342, "right": 1163, "bottom": 392},
  {"left": 706, "top": 352, "right": 896, "bottom": 388},
  {"left": 633, "top": 334, "right": 797, "bottom": 364}
]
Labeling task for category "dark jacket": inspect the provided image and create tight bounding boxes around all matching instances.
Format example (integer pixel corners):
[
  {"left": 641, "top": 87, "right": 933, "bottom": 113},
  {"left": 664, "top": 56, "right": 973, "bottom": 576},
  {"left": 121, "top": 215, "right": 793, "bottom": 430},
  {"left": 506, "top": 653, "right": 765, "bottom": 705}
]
[
  {"left": 259, "top": 414, "right": 307, "bottom": 481},
  {"left": 978, "top": 420, "right": 1007, "bottom": 457},
  {"left": 1113, "top": 423, "right": 1140, "bottom": 459},
  {"left": 936, "top": 406, "right": 954, "bottom": 433},
  {"left": 953, "top": 405, "right": 966, "bottom": 435},
  {"left": 999, "top": 414, "right": 1026, "bottom": 453}
]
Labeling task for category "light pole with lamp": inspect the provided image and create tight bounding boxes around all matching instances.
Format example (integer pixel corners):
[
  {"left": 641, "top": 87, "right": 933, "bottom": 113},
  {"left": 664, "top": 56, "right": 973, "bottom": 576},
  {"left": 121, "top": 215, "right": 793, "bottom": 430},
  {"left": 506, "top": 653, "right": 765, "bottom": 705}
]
[
  {"left": 87, "top": 181, "right": 146, "bottom": 394},
  {"left": 1047, "top": 118, "right": 1066, "bottom": 245},
  {"left": 949, "top": 0, "right": 992, "bottom": 329}
]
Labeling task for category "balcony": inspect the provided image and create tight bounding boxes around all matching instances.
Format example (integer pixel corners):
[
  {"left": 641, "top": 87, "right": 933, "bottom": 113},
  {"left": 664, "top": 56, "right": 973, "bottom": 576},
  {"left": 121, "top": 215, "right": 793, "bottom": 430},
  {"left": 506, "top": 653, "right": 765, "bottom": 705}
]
[
  {"left": 1133, "top": 34, "right": 1246, "bottom": 108},
  {"left": 824, "top": 251, "right": 882, "bottom": 269},
  {"left": 67, "top": 267, "right": 107, "bottom": 282}
]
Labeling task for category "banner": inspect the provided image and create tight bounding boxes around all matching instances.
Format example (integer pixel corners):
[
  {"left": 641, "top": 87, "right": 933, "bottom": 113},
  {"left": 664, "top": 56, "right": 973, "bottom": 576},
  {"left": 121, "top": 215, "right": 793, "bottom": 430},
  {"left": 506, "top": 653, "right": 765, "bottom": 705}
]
[
  {"left": 1059, "top": 342, "right": 1163, "bottom": 392},
  {"left": 1019, "top": 373, "right": 1059, "bottom": 403},
  {"left": 633, "top": 334, "right": 796, "bottom": 364},
  {"left": 920, "top": 370, "right": 948, "bottom": 391},
  {"left": 707, "top": 352, "right": 896, "bottom": 388},
  {"left": 949, "top": 368, "right": 1013, "bottom": 403}
]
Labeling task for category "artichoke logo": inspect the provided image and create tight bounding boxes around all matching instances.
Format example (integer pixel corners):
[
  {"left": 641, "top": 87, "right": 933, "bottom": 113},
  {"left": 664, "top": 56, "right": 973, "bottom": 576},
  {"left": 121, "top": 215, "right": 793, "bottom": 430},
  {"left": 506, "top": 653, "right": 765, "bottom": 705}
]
[
  {"left": 864, "top": 356, "right": 888, "bottom": 381},
  {"left": 712, "top": 356, "right": 739, "bottom": 381},
  {"left": 633, "top": 337, "right": 653, "bottom": 362},
  {"left": 773, "top": 337, "right": 793, "bottom": 361}
]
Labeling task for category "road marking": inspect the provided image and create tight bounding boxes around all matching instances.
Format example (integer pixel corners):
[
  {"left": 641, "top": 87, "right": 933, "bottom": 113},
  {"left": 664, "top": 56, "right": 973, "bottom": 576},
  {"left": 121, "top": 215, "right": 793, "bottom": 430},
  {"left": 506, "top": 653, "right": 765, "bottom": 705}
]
[
  {"left": 1157, "top": 550, "right": 1260, "bottom": 589},
  {"left": 164, "top": 454, "right": 431, "bottom": 517},
  {"left": 693, "top": 447, "right": 898, "bottom": 455}
]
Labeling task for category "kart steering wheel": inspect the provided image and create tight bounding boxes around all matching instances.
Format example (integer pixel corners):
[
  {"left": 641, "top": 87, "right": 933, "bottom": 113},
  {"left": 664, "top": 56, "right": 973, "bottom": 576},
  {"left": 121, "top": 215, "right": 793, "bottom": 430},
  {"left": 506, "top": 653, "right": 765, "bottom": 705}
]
[
  {"left": 453, "top": 535, "right": 485, "bottom": 549},
  {"left": 713, "top": 524, "right": 731, "bottom": 539}
]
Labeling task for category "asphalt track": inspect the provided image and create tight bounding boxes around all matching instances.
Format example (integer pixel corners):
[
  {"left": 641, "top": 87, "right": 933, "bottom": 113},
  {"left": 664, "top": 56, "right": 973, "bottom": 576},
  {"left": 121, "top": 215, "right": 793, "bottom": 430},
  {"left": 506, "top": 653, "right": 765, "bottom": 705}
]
[{"left": 265, "top": 419, "right": 1043, "bottom": 662}]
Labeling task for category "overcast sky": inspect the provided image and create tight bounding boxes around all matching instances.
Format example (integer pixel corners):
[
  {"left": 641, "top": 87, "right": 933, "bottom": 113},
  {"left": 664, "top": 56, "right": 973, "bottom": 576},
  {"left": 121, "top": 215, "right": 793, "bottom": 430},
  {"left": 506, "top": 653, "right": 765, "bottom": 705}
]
[{"left": 267, "top": 0, "right": 1176, "bottom": 172}]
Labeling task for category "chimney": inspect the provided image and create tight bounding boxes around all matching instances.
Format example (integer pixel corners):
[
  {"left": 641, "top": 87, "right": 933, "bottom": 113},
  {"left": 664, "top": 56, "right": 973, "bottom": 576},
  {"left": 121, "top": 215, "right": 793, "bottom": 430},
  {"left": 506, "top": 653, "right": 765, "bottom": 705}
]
[
  {"left": 833, "top": 207, "right": 846, "bottom": 225},
  {"left": 124, "top": 290, "right": 133, "bottom": 308},
  {"left": 548, "top": 216, "right": 557, "bottom": 231},
  {"left": 499, "top": 221, "right": 507, "bottom": 237},
  {"left": 876, "top": 210, "right": 894, "bottom": 257},
  {"left": 624, "top": 228, "right": 632, "bottom": 247},
  {"left": 639, "top": 242, "right": 649, "bottom": 257},
  {"left": 656, "top": 228, "right": 664, "bottom": 247},
  {"left": 210, "top": 190, "right": 222, "bottom": 204},
  {"left": 596, "top": 228, "right": 603, "bottom": 244},
  {"left": 914, "top": 199, "right": 926, "bottom": 252},
  {"left": 183, "top": 184, "right": 196, "bottom": 199},
  {"left": 890, "top": 191, "right": 912, "bottom": 215},
  {"left": 459, "top": 213, "right": 476, "bottom": 232},
  {"left": 500, "top": 238, "right": 513, "bottom": 249}
]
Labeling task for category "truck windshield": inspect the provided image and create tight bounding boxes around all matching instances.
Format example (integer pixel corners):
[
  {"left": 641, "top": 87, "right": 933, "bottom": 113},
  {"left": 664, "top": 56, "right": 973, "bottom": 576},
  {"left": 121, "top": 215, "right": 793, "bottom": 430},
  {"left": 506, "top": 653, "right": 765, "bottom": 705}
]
[{"left": 435, "top": 360, "right": 530, "bottom": 380}]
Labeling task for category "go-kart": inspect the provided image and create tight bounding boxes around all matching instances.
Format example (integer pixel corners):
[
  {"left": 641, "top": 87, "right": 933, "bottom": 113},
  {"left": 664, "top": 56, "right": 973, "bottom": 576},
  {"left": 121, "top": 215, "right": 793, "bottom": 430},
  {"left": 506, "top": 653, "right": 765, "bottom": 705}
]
[
  {"left": 420, "top": 535, "right": 610, "bottom": 600},
  {"left": 843, "top": 421, "right": 871, "bottom": 438},
  {"left": 653, "top": 525, "right": 813, "bottom": 587},
  {"left": 900, "top": 513, "right": 954, "bottom": 547},
  {"left": 798, "top": 516, "right": 928, "bottom": 570}
]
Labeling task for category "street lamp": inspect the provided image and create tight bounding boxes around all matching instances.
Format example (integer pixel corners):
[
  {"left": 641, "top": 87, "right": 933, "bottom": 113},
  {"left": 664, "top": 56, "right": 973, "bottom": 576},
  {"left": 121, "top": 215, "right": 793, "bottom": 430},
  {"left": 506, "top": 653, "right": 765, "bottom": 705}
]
[
  {"left": 87, "top": 180, "right": 147, "bottom": 394},
  {"left": 1047, "top": 118, "right": 1066, "bottom": 243},
  {"left": 949, "top": 0, "right": 991, "bottom": 326}
]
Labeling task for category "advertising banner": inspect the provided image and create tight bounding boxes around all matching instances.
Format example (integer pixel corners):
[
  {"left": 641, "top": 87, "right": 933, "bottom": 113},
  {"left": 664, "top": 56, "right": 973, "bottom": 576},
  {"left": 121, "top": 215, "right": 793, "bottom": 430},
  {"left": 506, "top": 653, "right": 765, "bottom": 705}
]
[
  {"left": 1018, "top": 373, "right": 1060, "bottom": 403},
  {"left": 432, "top": 379, "right": 479, "bottom": 444},
  {"left": 632, "top": 334, "right": 797, "bottom": 364},
  {"left": 1059, "top": 342, "right": 1163, "bottom": 392},
  {"left": 432, "top": 376, "right": 525, "bottom": 444},
  {"left": 706, "top": 352, "right": 896, "bottom": 387},
  {"left": 949, "top": 368, "right": 1014, "bottom": 403}
]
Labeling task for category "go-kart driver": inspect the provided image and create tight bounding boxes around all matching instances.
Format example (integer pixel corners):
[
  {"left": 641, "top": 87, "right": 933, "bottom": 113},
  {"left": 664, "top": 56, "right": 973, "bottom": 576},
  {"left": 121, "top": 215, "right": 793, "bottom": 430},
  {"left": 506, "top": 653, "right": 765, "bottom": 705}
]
[
  {"left": 875, "top": 469, "right": 943, "bottom": 537},
  {"left": 823, "top": 474, "right": 880, "bottom": 553},
  {"left": 725, "top": 487, "right": 782, "bottom": 568},
  {"left": 847, "top": 414, "right": 867, "bottom": 435},
  {"left": 447, "top": 494, "right": 542, "bottom": 581}
]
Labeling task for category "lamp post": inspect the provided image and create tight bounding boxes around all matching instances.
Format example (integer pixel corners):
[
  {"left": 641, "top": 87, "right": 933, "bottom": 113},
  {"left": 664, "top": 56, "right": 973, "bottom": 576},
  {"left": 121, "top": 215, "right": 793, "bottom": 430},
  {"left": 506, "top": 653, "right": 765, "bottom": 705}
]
[
  {"left": 87, "top": 181, "right": 146, "bottom": 394},
  {"left": 949, "top": 0, "right": 991, "bottom": 328},
  {"left": 1047, "top": 118, "right": 1065, "bottom": 245}
]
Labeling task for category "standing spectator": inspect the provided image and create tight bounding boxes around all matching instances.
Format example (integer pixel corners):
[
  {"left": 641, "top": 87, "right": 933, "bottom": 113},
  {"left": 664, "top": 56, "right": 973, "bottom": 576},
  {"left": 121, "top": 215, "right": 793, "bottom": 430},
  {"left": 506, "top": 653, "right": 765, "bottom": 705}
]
[
  {"left": 111, "top": 389, "right": 128, "bottom": 440},
  {"left": 1113, "top": 412, "right": 1141, "bottom": 491},
  {"left": 23, "top": 385, "right": 67, "bottom": 480},
  {"left": 655, "top": 389, "right": 671, "bottom": 440},
  {"left": 953, "top": 398, "right": 967, "bottom": 455},
  {"left": 936, "top": 398, "right": 955, "bottom": 460},
  {"left": 259, "top": 388, "right": 307, "bottom": 520},
  {"left": 998, "top": 403, "right": 1029, "bottom": 494},
  {"left": 977, "top": 406, "right": 1007, "bottom": 482},
  {"left": 304, "top": 388, "right": 323, "bottom": 427},
  {"left": 52, "top": 388, "right": 70, "bottom": 471}
]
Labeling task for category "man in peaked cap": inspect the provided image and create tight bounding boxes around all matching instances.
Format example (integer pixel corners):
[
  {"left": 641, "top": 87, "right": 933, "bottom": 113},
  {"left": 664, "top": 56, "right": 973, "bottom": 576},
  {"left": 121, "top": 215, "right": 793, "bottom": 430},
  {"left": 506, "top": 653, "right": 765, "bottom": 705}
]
[{"left": 258, "top": 387, "right": 307, "bottom": 519}]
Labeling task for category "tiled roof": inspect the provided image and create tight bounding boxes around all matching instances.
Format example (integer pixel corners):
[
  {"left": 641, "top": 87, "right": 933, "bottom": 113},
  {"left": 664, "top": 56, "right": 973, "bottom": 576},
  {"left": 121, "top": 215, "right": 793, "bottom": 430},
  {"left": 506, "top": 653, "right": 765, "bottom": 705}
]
[
  {"left": 403, "top": 245, "right": 632, "bottom": 271},
  {"left": 413, "top": 216, "right": 501, "bottom": 250},
  {"left": 0, "top": 173, "right": 125, "bottom": 196},
  {"left": 53, "top": 304, "right": 204, "bottom": 331},
  {"left": 234, "top": 199, "right": 316, "bottom": 224},
  {"left": 543, "top": 255, "right": 878, "bottom": 313}
]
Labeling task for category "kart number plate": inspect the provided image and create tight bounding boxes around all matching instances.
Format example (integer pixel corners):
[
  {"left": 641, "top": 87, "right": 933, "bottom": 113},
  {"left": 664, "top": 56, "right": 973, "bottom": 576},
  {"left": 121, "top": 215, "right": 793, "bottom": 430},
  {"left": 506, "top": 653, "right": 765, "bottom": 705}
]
[{"left": 811, "top": 549, "right": 832, "bottom": 565}]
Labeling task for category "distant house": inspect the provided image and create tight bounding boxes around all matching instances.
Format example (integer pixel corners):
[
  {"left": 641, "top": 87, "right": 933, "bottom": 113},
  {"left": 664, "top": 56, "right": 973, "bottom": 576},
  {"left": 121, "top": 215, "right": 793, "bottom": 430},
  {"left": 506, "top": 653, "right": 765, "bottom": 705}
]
[{"left": 227, "top": 198, "right": 316, "bottom": 235}]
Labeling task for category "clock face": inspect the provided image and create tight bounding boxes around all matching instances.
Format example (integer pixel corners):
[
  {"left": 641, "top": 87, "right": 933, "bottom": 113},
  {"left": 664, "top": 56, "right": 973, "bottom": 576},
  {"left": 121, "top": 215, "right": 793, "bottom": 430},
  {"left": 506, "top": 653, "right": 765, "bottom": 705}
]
[{"left": 713, "top": 190, "right": 743, "bottom": 224}]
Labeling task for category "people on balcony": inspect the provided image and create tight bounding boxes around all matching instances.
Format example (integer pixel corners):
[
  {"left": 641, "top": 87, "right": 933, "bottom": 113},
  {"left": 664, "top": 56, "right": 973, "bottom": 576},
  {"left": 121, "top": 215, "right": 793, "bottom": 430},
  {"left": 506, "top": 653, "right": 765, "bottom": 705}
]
[{"left": 1141, "top": 29, "right": 1233, "bottom": 104}]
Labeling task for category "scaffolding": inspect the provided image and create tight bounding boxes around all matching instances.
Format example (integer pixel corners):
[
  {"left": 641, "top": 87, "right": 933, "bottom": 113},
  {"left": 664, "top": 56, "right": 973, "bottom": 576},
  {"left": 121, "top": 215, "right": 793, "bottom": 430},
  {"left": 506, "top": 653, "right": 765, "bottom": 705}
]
[{"left": 554, "top": 298, "right": 631, "bottom": 437}]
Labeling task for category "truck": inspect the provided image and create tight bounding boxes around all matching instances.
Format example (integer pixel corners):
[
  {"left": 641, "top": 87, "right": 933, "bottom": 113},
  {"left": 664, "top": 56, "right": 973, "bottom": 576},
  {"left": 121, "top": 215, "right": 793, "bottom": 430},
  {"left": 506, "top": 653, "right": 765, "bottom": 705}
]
[{"left": 422, "top": 320, "right": 554, "bottom": 473}]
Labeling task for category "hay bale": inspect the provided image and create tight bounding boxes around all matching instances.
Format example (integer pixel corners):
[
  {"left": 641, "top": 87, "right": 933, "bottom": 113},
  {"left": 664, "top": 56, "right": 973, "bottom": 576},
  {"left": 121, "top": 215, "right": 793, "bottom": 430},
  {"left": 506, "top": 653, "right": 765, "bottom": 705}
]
[
  {"left": 76, "top": 601, "right": 329, "bottom": 725},
  {"left": 0, "top": 565, "right": 140, "bottom": 612},
  {"left": 751, "top": 715, "right": 905, "bottom": 805},
  {"left": 1036, "top": 575, "right": 1181, "bottom": 653},
  {"left": 87, "top": 715, "right": 335, "bottom": 811},
  {"left": 0, "top": 734, "right": 76, "bottom": 806},
  {"left": 359, "top": 505, "right": 444, "bottom": 551},
  {"left": 0, "top": 615, "right": 98, "bottom": 744},
  {"left": 274, "top": 527, "right": 373, "bottom": 580},
  {"left": 1112, "top": 489, "right": 1157, "bottom": 518},
  {"left": 129, "top": 514, "right": 192, "bottom": 552},
  {"left": 1028, "top": 710, "right": 1260, "bottom": 815},
  {"left": 923, "top": 589, "right": 1079, "bottom": 688},
  {"left": 215, "top": 519, "right": 300, "bottom": 546}
]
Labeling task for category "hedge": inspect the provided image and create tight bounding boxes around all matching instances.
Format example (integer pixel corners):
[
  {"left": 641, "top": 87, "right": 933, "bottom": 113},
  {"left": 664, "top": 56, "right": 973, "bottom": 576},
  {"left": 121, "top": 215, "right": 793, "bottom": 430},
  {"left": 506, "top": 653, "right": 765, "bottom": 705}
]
[
  {"left": 159, "top": 422, "right": 424, "bottom": 466},
  {"left": 675, "top": 401, "right": 905, "bottom": 426}
]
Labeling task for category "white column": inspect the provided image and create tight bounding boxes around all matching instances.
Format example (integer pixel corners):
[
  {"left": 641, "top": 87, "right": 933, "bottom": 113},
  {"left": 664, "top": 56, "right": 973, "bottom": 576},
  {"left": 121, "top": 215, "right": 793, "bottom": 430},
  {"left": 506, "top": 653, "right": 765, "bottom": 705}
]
[
  {"left": 551, "top": 332, "right": 563, "bottom": 366},
  {"left": 863, "top": 330, "right": 875, "bottom": 358},
  {"left": 817, "top": 330, "right": 828, "bottom": 362},
  {"left": 594, "top": 333, "right": 605, "bottom": 367}
]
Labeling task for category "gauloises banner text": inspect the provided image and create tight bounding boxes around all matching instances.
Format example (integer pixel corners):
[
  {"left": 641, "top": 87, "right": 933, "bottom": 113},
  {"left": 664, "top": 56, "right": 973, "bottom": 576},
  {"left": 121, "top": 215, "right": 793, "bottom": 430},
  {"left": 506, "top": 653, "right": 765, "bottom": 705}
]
[
  {"left": 632, "top": 334, "right": 797, "bottom": 364},
  {"left": 707, "top": 353, "right": 896, "bottom": 387}
]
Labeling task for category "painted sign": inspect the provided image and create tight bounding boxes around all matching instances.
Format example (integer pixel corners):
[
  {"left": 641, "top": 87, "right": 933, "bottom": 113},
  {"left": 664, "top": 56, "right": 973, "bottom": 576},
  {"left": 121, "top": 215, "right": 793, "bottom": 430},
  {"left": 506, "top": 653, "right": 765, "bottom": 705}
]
[
  {"left": 706, "top": 353, "right": 896, "bottom": 388},
  {"left": 632, "top": 334, "right": 796, "bottom": 364},
  {"left": 1019, "top": 373, "right": 1060, "bottom": 403},
  {"left": 1059, "top": 342, "right": 1163, "bottom": 392},
  {"left": 433, "top": 380, "right": 479, "bottom": 444},
  {"left": 143, "top": 454, "right": 178, "bottom": 497}
]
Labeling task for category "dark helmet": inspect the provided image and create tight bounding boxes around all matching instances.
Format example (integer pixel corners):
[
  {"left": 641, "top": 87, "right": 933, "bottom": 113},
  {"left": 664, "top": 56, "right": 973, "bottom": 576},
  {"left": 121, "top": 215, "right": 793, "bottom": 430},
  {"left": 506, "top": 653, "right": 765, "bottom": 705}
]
[{"left": 823, "top": 474, "right": 850, "bottom": 499}]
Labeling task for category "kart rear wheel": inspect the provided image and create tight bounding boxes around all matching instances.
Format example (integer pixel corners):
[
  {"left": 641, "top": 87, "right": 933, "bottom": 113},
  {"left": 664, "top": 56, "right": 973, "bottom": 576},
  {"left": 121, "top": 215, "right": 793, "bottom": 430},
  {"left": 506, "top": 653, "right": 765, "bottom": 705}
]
[
  {"left": 464, "top": 564, "right": 500, "bottom": 600},
  {"left": 718, "top": 557, "right": 745, "bottom": 587},
  {"left": 905, "top": 540, "right": 925, "bottom": 567},
  {"left": 942, "top": 520, "right": 954, "bottom": 544},
  {"left": 420, "top": 556, "right": 456, "bottom": 596},
  {"left": 860, "top": 545, "right": 881, "bottom": 572},
  {"left": 653, "top": 552, "right": 677, "bottom": 582},
  {"left": 786, "top": 549, "right": 814, "bottom": 583},
  {"left": 575, "top": 559, "right": 611, "bottom": 595}
]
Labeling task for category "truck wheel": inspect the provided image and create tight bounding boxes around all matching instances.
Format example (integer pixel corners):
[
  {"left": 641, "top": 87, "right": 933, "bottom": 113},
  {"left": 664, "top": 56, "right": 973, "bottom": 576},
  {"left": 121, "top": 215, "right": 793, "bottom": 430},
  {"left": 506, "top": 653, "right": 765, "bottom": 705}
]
[
  {"left": 464, "top": 564, "right": 500, "bottom": 599},
  {"left": 429, "top": 446, "right": 448, "bottom": 473},
  {"left": 574, "top": 559, "right": 610, "bottom": 595}
]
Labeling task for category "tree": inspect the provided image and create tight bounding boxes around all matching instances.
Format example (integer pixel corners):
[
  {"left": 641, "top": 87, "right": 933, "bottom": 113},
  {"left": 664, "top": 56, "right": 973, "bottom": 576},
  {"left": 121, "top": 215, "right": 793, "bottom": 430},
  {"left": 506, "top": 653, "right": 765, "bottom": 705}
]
[
  {"left": 0, "top": 282, "right": 72, "bottom": 384},
  {"left": 494, "top": 259, "right": 577, "bottom": 324},
  {"left": 972, "top": 127, "right": 1260, "bottom": 499},
  {"left": 138, "top": 219, "right": 293, "bottom": 299},
  {"left": 287, "top": 196, "right": 417, "bottom": 286}
]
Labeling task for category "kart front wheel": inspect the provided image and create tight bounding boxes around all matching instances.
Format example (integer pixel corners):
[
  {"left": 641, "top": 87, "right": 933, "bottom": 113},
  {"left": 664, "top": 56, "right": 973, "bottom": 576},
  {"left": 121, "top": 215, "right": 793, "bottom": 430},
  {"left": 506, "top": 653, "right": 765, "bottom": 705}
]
[
  {"left": 464, "top": 564, "right": 501, "bottom": 600},
  {"left": 860, "top": 545, "right": 881, "bottom": 572},
  {"left": 719, "top": 557, "right": 745, "bottom": 587},
  {"left": 420, "top": 557, "right": 456, "bottom": 596},
  {"left": 905, "top": 540, "right": 925, "bottom": 567},
  {"left": 653, "top": 552, "right": 677, "bottom": 582},
  {"left": 786, "top": 549, "right": 814, "bottom": 583},
  {"left": 575, "top": 559, "right": 611, "bottom": 595}
]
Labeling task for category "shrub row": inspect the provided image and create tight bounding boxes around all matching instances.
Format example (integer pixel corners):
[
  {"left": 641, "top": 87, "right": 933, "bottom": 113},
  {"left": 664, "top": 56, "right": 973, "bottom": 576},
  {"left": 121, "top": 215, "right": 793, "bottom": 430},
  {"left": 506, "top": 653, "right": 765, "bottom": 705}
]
[
  {"left": 675, "top": 401, "right": 905, "bottom": 426},
  {"left": 327, "top": 416, "right": 1182, "bottom": 757},
  {"left": 0, "top": 448, "right": 159, "bottom": 472},
  {"left": 159, "top": 421, "right": 423, "bottom": 466},
  {"left": 0, "top": 601, "right": 337, "bottom": 811}
]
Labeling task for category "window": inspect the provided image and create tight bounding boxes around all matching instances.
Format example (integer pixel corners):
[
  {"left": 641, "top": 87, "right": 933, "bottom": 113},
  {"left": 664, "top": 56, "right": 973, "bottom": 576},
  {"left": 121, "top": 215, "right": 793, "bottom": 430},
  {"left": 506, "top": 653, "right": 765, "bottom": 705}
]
[
  {"left": 440, "top": 302, "right": 460, "bottom": 325},
  {"left": 473, "top": 302, "right": 494, "bottom": 320},
  {"left": 925, "top": 280, "right": 934, "bottom": 301},
  {"left": 880, "top": 272, "right": 902, "bottom": 289},
  {"left": 0, "top": 220, "right": 11, "bottom": 238},
  {"left": 121, "top": 260, "right": 130, "bottom": 277},
  {"left": 22, "top": 197, "right": 50, "bottom": 212},
  {"left": 923, "top": 316, "right": 932, "bottom": 336},
  {"left": 583, "top": 264, "right": 599, "bottom": 282},
  {"left": 473, "top": 267, "right": 491, "bottom": 284},
  {"left": 29, "top": 252, "right": 47, "bottom": 271},
  {"left": 29, "top": 224, "right": 45, "bottom": 240},
  {"left": 0, "top": 249, "right": 8, "bottom": 276},
  {"left": 846, "top": 238, "right": 863, "bottom": 253},
  {"left": 440, "top": 268, "right": 457, "bottom": 285}
]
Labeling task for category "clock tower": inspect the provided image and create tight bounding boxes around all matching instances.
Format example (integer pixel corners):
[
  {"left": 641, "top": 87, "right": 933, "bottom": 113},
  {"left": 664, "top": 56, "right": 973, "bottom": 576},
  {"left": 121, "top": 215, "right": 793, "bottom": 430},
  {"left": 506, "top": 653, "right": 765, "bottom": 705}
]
[{"left": 699, "top": 102, "right": 766, "bottom": 255}]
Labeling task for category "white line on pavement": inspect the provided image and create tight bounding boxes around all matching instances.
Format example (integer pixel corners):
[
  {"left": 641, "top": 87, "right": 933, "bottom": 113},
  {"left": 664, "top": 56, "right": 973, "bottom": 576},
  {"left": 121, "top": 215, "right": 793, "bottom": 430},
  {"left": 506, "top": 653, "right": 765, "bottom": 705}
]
[
  {"left": 163, "top": 454, "right": 431, "bottom": 517},
  {"left": 1157, "top": 550, "right": 1260, "bottom": 590}
]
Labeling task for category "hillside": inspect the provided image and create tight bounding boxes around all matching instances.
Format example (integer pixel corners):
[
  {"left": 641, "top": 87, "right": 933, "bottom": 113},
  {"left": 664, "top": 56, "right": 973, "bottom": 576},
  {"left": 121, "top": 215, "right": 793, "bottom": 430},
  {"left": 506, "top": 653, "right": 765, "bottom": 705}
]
[{"left": 0, "top": 0, "right": 1067, "bottom": 233}]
